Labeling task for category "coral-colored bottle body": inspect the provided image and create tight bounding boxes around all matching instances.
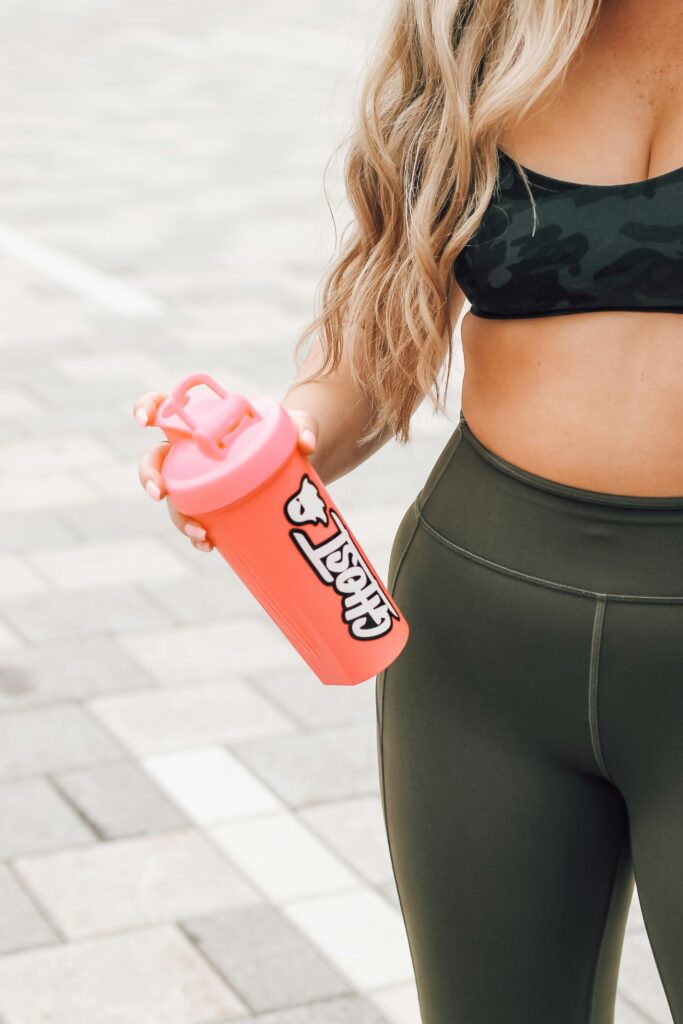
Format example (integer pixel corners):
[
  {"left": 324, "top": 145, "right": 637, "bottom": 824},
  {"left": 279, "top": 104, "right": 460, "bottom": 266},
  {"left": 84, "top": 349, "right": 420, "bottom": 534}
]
[
  {"left": 150, "top": 373, "right": 409, "bottom": 686},
  {"left": 196, "top": 449, "right": 409, "bottom": 685}
]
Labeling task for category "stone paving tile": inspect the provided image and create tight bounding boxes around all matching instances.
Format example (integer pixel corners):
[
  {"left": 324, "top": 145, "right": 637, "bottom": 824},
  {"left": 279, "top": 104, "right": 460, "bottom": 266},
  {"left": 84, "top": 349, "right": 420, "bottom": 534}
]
[
  {"left": 0, "top": 434, "right": 114, "bottom": 477},
  {"left": 0, "top": 270, "right": 90, "bottom": 345},
  {"left": 0, "top": 924, "right": 248, "bottom": 1024},
  {"left": 14, "top": 829, "right": 262, "bottom": 940},
  {"left": 229, "top": 720, "right": 380, "bottom": 807},
  {"left": 627, "top": 885, "right": 647, "bottom": 933},
  {"left": 617, "top": 927, "right": 674, "bottom": 1024},
  {"left": 0, "top": 387, "right": 41, "bottom": 419},
  {"left": 248, "top": 664, "right": 377, "bottom": 729},
  {"left": 89, "top": 678, "right": 297, "bottom": 756},
  {"left": 0, "top": 472, "right": 97, "bottom": 512},
  {"left": 209, "top": 810, "right": 359, "bottom": 903},
  {"left": 0, "top": 396, "right": 138, "bottom": 450},
  {"left": 0, "top": 582, "right": 172, "bottom": 643},
  {"left": 0, "top": 510, "right": 76, "bottom": 555},
  {"left": 182, "top": 904, "right": 352, "bottom": 1013},
  {"left": 54, "top": 760, "right": 187, "bottom": 839},
  {"left": 0, "top": 777, "right": 95, "bottom": 858},
  {"left": 56, "top": 350, "right": 168, "bottom": 383},
  {"left": 0, "top": 556, "right": 48, "bottom": 600},
  {"left": 298, "top": 795, "right": 394, "bottom": 888},
  {"left": 616, "top": 998, "right": 657, "bottom": 1024},
  {"left": 117, "top": 616, "right": 301, "bottom": 685},
  {"left": 0, "top": 704, "right": 122, "bottom": 779},
  {"left": 140, "top": 571, "right": 263, "bottom": 624},
  {"left": 57, "top": 496, "right": 168, "bottom": 541},
  {"left": 0, "top": 635, "right": 153, "bottom": 708},
  {"left": 96, "top": 422, "right": 172, "bottom": 463},
  {"left": 0, "top": 864, "right": 57, "bottom": 955},
  {"left": 25, "top": 535, "right": 190, "bottom": 590},
  {"left": 143, "top": 360, "right": 256, "bottom": 400},
  {"left": 0, "top": 620, "right": 22, "bottom": 652},
  {"left": 143, "top": 745, "right": 285, "bottom": 824},
  {"left": 283, "top": 888, "right": 414, "bottom": 992},
  {"left": 377, "top": 880, "right": 401, "bottom": 913},
  {"left": 228, "top": 995, "right": 389, "bottom": 1024},
  {"left": 82, "top": 460, "right": 151, "bottom": 499},
  {"left": 367, "top": 982, "right": 421, "bottom": 1024}
]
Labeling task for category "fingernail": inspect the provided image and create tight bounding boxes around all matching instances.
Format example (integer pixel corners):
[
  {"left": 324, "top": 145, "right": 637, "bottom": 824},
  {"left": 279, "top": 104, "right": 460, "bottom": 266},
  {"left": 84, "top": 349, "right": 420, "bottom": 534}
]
[
  {"left": 194, "top": 540, "right": 213, "bottom": 552},
  {"left": 145, "top": 479, "right": 162, "bottom": 501},
  {"left": 184, "top": 523, "right": 206, "bottom": 541},
  {"left": 135, "top": 407, "right": 148, "bottom": 427},
  {"left": 301, "top": 428, "right": 316, "bottom": 449}
]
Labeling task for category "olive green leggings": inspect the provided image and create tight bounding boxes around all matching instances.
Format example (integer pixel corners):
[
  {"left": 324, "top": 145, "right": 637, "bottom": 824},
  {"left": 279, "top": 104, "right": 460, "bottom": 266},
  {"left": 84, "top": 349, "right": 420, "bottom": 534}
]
[{"left": 376, "top": 412, "right": 683, "bottom": 1024}]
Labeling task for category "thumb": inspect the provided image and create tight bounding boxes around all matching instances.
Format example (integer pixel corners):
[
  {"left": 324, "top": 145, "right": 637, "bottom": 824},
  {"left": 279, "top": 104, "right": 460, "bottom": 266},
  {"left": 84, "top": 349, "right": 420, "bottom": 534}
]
[{"left": 284, "top": 408, "right": 319, "bottom": 455}]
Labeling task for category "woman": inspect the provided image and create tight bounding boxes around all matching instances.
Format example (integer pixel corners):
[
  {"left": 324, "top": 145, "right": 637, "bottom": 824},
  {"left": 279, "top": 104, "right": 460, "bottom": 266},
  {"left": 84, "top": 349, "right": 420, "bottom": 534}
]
[{"left": 133, "top": 0, "right": 683, "bottom": 1020}]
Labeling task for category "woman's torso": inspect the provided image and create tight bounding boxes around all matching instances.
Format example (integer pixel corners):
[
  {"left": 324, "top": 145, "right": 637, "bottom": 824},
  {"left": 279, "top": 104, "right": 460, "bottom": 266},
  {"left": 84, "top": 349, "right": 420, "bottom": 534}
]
[{"left": 458, "top": 0, "right": 683, "bottom": 495}]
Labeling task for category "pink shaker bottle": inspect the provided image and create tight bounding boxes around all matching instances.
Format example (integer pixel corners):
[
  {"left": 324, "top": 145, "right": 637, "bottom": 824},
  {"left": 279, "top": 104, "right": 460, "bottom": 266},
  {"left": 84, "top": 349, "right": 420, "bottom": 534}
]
[{"left": 147, "top": 372, "right": 410, "bottom": 686}]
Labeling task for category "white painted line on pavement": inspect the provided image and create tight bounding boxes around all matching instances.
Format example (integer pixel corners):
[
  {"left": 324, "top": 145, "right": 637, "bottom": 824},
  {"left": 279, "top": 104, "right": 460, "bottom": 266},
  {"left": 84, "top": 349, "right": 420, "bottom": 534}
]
[{"left": 0, "top": 222, "right": 165, "bottom": 317}]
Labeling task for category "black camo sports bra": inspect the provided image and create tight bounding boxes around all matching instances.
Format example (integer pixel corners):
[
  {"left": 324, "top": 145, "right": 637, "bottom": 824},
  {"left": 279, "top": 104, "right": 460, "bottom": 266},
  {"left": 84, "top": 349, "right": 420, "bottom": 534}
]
[{"left": 453, "top": 148, "right": 683, "bottom": 319}]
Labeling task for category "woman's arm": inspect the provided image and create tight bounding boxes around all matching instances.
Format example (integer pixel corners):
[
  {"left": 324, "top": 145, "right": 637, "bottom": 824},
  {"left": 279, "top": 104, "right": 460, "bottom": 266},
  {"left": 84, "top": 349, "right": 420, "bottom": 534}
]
[
  {"left": 280, "top": 331, "right": 394, "bottom": 487},
  {"left": 282, "top": 280, "right": 467, "bottom": 486}
]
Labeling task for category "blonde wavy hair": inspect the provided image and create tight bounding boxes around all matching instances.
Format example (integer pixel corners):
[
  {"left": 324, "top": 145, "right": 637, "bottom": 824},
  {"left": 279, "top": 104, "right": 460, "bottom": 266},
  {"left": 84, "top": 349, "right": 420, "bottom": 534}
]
[{"left": 292, "top": 0, "right": 601, "bottom": 447}]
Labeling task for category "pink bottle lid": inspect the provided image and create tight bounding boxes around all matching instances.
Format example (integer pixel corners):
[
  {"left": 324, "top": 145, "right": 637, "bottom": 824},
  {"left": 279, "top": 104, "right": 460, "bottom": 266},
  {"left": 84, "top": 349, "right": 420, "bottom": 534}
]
[{"left": 149, "top": 372, "right": 297, "bottom": 516}]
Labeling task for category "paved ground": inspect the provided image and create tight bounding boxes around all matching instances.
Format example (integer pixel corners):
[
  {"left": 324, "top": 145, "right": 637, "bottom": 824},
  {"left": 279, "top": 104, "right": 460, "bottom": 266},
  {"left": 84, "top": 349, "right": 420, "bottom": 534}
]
[{"left": 0, "top": 1, "right": 675, "bottom": 1022}]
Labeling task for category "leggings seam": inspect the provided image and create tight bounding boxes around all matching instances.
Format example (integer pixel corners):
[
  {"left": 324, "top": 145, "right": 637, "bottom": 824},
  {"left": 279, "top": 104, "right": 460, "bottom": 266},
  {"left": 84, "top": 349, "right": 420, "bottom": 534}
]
[
  {"left": 378, "top": 674, "right": 424, "bottom": 1023},
  {"left": 387, "top": 507, "right": 422, "bottom": 594},
  {"left": 588, "top": 597, "right": 614, "bottom": 783},
  {"left": 586, "top": 817, "right": 628, "bottom": 1023},
  {"left": 415, "top": 504, "right": 683, "bottom": 604},
  {"left": 416, "top": 424, "right": 464, "bottom": 515},
  {"left": 377, "top": 504, "right": 421, "bottom": 744}
]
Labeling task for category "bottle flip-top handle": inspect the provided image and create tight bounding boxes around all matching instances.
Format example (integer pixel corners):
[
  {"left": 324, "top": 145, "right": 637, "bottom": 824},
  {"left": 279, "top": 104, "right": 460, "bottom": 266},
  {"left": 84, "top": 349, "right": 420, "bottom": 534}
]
[{"left": 155, "top": 373, "right": 262, "bottom": 460}]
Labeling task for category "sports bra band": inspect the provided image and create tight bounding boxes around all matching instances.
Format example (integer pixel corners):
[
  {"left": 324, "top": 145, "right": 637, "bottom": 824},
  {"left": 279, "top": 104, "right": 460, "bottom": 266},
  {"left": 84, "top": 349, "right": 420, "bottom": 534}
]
[{"left": 453, "top": 148, "right": 683, "bottom": 319}]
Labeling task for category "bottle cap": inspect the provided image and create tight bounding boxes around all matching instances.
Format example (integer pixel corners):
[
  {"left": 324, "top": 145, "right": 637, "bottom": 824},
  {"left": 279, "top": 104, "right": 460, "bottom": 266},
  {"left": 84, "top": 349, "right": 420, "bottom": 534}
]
[{"left": 150, "top": 372, "right": 297, "bottom": 515}]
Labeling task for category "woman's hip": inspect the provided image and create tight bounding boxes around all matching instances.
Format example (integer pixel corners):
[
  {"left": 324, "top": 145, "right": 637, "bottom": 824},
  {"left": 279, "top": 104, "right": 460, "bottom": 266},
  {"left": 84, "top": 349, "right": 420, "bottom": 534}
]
[{"left": 410, "top": 411, "right": 683, "bottom": 602}]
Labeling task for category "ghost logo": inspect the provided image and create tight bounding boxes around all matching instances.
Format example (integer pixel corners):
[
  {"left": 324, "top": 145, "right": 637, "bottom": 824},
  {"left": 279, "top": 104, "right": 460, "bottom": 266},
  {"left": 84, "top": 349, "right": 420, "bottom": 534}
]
[
  {"left": 284, "top": 474, "right": 329, "bottom": 527},
  {"left": 284, "top": 474, "right": 400, "bottom": 641}
]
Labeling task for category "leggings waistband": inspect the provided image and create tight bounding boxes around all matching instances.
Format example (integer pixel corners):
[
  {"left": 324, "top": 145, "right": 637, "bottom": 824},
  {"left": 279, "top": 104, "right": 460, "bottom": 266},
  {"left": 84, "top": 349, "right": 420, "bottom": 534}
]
[
  {"left": 458, "top": 411, "right": 683, "bottom": 510},
  {"left": 413, "top": 412, "right": 683, "bottom": 600}
]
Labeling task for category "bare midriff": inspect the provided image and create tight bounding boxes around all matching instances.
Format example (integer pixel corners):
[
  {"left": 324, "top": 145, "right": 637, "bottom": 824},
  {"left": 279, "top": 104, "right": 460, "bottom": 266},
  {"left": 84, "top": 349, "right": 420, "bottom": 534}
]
[{"left": 460, "top": 310, "right": 683, "bottom": 496}]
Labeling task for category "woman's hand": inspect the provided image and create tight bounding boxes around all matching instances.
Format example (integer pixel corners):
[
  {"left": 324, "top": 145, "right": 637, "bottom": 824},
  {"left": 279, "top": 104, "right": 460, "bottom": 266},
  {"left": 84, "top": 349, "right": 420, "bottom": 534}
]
[{"left": 132, "top": 391, "right": 319, "bottom": 553}]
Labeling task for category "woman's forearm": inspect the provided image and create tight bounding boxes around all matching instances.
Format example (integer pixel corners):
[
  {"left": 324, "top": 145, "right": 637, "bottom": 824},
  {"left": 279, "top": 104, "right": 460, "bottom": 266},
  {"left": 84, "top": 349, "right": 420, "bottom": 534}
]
[{"left": 280, "top": 375, "right": 396, "bottom": 486}]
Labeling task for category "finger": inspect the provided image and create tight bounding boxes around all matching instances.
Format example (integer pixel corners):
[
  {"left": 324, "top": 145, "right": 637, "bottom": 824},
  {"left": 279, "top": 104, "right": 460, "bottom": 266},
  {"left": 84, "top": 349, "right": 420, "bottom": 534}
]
[
  {"left": 299, "top": 426, "right": 317, "bottom": 453},
  {"left": 284, "top": 409, "right": 319, "bottom": 454},
  {"left": 166, "top": 500, "right": 210, "bottom": 544},
  {"left": 137, "top": 441, "right": 170, "bottom": 500},
  {"left": 132, "top": 391, "right": 167, "bottom": 428},
  {"left": 190, "top": 538, "right": 214, "bottom": 553}
]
